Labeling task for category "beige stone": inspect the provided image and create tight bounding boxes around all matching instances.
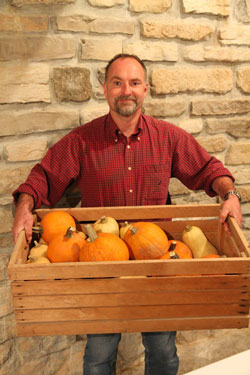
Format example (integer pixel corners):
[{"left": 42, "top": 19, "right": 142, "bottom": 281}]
[
  {"left": 184, "top": 45, "right": 250, "bottom": 62},
  {"left": 228, "top": 167, "right": 250, "bottom": 185},
  {"left": 151, "top": 68, "right": 233, "bottom": 94},
  {"left": 129, "top": 0, "right": 172, "bottom": 13},
  {"left": 0, "top": 15, "right": 49, "bottom": 32},
  {"left": 81, "top": 39, "right": 122, "bottom": 60},
  {"left": 0, "top": 315, "right": 17, "bottom": 344},
  {"left": 169, "top": 178, "right": 190, "bottom": 195},
  {"left": 196, "top": 136, "right": 227, "bottom": 153},
  {"left": 206, "top": 117, "right": 250, "bottom": 138},
  {"left": 90, "top": 18, "right": 134, "bottom": 34},
  {"left": 0, "top": 109, "right": 79, "bottom": 137},
  {"left": 225, "top": 142, "right": 250, "bottom": 165},
  {"left": 3, "top": 137, "right": 48, "bottom": 162},
  {"left": 219, "top": 25, "right": 250, "bottom": 45},
  {"left": 0, "top": 283, "right": 13, "bottom": 318},
  {"left": 0, "top": 164, "right": 34, "bottom": 195},
  {"left": 11, "top": 0, "right": 74, "bottom": 5},
  {"left": 124, "top": 41, "right": 178, "bottom": 61},
  {"left": 0, "top": 36, "right": 76, "bottom": 61},
  {"left": 87, "top": 0, "right": 124, "bottom": 6},
  {"left": 172, "top": 191, "right": 217, "bottom": 205},
  {"left": 0, "top": 234, "right": 13, "bottom": 255},
  {"left": 140, "top": 20, "right": 214, "bottom": 41},
  {"left": 0, "top": 63, "right": 50, "bottom": 104},
  {"left": 182, "top": 0, "right": 230, "bottom": 16},
  {"left": 237, "top": 68, "right": 250, "bottom": 93},
  {"left": 143, "top": 99, "right": 186, "bottom": 117},
  {"left": 0, "top": 207, "right": 13, "bottom": 234},
  {"left": 238, "top": 185, "right": 250, "bottom": 203},
  {"left": 192, "top": 98, "right": 250, "bottom": 116},
  {"left": 235, "top": 0, "right": 250, "bottom": 22},
  {"left": 56, "top": 15, "right": 93, "bottom": 32},
  {"left": 0, "top": 254, "right": 10, "bottom": 281},
  {"left": 80, "top": 104, "right": 109, "bottom": 124},
  {"left": 53, "top": 67, "right": 92, "bottom": 102},
  {"left": 178, "top": 119, "right": 203, "bottom": 134}
]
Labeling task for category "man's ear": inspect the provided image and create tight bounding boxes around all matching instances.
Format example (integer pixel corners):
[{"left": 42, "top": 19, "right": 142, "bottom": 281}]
[{"left": 144, "top": 82, "right": 149, "bottom": 97}]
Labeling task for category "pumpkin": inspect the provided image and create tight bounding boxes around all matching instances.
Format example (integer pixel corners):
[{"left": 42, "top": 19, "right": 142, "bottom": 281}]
[
  {"left": 93, "top": 216, "right": 119, "bottom": 236},
  {"left": 123, "top": 222, "right": 169, "bottom": 260},
  {"left": 47, "top": 226, "right": 86, "bottom": 263},
  {"left": 80, "top": 224, "right": 129, "bottom": 262},
  {"left": 182, "top": 225, "right": 218, "bottom": 258},
  {"left": 33, "top": 210, "right": 76, "bottom": 243},
  {"left": 160, "top": 240, "right": 193, "bottom": 259}
]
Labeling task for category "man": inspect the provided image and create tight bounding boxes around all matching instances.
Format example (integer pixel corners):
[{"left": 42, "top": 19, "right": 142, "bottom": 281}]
[{"left": 12, "top": 54, "right": 242, "bottom": 375}]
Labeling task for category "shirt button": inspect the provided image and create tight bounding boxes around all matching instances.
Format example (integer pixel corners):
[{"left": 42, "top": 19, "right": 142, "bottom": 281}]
[
  {"left": 137, "top": 136, "right": 140, "bottom": 141},
  {"left": 127, "top": 145, "right": 131, "bottom": 149},
  {"left": 128, "top": 167, "right": 132, "bottom": 171},
  {"left": 129, "top": 189, "right": 133, "bottom": 193},
  {"left": 115, "top": 138, "right": 118, "bottom": 143}
]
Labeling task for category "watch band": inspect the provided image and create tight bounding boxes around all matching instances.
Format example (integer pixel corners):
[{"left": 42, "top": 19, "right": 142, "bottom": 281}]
[{"left": 223, "top": 190, "right": 241, "bottom": 202}]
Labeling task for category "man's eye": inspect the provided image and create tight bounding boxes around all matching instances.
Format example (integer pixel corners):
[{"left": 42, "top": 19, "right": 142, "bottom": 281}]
[
  {"left": 132, "top": 81, "right": 139, "bottom": 86},
  {"left": 113, "top": 81, "right": 120, "bottom": 86}
]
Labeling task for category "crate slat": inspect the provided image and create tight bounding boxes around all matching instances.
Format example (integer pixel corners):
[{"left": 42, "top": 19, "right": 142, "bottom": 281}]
[
  {"left": 11, "top": 275, "right": 250, "bottom": 296},
  {"left": 13, "top": 288, "right": 248, "bottom": 310},
  {"left": 16, "top": 316, "right": 249, "bottom": 337},
  {"left": 15, "top": 303, "right": 249, "bottom": 323}
]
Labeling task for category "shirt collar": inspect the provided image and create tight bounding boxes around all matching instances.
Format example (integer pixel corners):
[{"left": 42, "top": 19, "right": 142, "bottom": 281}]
[{"left": 106, "top": 112, "right": 144, "bottom": 140}]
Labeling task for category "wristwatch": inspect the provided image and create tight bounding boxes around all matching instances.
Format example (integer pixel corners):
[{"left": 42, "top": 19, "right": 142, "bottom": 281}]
[{"left": 223, "top": 190, "right": 241, "bottom": 202}]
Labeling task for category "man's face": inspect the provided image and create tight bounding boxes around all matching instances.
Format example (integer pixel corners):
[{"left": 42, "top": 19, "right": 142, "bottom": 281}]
[{"left": 104, "top": 57, "right": 148, "bottom": 118}]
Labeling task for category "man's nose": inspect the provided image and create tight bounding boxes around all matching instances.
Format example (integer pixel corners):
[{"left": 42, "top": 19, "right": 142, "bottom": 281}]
[{"left": 121, "top": 82, "right": 132, "bottom": 96}]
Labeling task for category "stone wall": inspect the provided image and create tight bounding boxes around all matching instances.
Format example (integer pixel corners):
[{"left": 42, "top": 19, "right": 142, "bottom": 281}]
[{"left": 0, "top": 0, "right": 250, "bottom": 374}]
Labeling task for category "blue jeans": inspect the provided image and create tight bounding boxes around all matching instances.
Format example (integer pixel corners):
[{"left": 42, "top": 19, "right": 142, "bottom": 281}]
[{"left": 83, "top": 331, "right": 179, "bottom": 375}]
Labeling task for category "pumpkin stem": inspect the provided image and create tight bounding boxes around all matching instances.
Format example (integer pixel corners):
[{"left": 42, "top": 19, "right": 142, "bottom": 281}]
[
  {"left": 185, "top": 225, "right": 192, "bottom": 232},
  {"left": 129, "top": 225, "right": 138, "bottom": 235},
  {"left": 64, "top": 226, "right": 76, "bottom": 239},
  {"left": 121, "top": 221, "right": 129, "bottom": 227},
  {"left": 84, "top": 224, "right": 98, "bottom": 242},
  {"left": 32, "top": 226, "right": 43, "bottom": 234},
  {"left": 168, "top": 241, "right": 179, "bottom": 259},
  {"left": 100, "top": 216, "right": 108, "bottom": 224}
]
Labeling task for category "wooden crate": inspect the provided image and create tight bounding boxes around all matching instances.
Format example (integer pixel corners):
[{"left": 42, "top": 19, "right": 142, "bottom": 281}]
[{"left": 8, "top": 204, "right": 250, "bottom": 337}]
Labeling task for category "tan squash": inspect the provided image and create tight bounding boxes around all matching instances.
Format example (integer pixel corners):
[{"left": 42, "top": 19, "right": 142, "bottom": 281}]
[
  {"left": 119, "top": 221, "right": 132, "bottom": 240},
  {"left": 27, "top": 256, "right": 50, "bottom": 264},
  {"left": 29, "top": 241, "right": 48, "bottom": 258},
  {"left": 182, "top": 225, "right": 218, "bottom": 258},
  {"left": 93, "top": 216, "right": 119, "bottom": 236}
]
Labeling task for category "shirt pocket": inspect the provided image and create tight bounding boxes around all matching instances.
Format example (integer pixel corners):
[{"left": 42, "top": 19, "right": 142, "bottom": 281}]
[{"left": 141, "top": 164, "right": 169, "bottom": 204}]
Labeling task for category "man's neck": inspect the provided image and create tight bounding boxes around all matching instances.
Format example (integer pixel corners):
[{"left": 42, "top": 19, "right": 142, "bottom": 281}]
[{"left": 110, "top": 110, "right": 141, "bottom": 137}]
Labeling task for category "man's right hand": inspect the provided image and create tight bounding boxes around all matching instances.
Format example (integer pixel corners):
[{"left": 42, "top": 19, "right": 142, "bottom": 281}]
[{"left": 12, "top": 193, "right": 34, "bottom": 244}]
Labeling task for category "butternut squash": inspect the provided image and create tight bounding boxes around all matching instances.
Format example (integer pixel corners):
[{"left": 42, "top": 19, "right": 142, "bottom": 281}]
[{"left": 182, "top": 225, "right": 218, "bottom": 258}]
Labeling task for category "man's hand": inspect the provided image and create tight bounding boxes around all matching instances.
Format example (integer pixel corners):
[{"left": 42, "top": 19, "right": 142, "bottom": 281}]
[
  {"left": 219, "top": 194, "right": 242, "bottom": 234},
  {"left": 12, "top": 194, "right": 34, "bottom": 243}
]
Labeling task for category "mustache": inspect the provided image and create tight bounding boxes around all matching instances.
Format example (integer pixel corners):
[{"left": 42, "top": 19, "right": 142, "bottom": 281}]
[{"left": 116, "top": 95, "right": 137, "bottom": 102}]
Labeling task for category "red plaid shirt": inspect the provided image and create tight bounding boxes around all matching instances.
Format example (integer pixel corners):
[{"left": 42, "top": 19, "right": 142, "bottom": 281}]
[{"left": 13, "top": 113, "right": 233, "bottom": 208}]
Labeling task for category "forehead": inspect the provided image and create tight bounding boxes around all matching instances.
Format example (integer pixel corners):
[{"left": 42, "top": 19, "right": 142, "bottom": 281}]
[{"left": 107, "top": 58, "right": 145, "bottom": 80}]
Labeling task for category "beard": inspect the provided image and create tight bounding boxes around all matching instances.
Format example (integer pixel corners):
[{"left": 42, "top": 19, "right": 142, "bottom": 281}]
[{"left": 114, "top": 95, "right": 138, "bottom": 117}]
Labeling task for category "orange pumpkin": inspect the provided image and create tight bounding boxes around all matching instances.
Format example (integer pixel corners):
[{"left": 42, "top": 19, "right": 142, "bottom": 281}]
[
  {"left": 47, "top": 226, "right": 86, "bottom": 263},
  {"left": 80, "top": 224, "right": 129, "bottom": 262},
  {"left": 123, "top": 222, "right": 169, "bottom": 260},
  {"left": 161, "top": 240, "right": 193, "bottom": 259},
  {"left": 202, "top": 254, "right": 220, "bottom": 258},
  {"left": 39, "top": 210, "right": 76, "bottom": 243}
]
